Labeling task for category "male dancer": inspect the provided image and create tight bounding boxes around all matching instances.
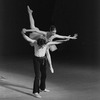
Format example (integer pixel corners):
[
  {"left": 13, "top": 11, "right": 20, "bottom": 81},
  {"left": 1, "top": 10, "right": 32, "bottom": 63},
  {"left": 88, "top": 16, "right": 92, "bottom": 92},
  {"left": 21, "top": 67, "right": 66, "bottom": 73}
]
[{"left": 21, "top": 31, "right": 70, "bottom": 98}]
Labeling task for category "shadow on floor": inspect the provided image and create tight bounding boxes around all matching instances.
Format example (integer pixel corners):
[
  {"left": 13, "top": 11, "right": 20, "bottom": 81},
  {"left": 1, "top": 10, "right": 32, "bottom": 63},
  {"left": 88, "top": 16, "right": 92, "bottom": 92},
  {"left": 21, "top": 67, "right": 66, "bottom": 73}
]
[{"left": 0, "top": 79, "right": 35, "bottom": 97}]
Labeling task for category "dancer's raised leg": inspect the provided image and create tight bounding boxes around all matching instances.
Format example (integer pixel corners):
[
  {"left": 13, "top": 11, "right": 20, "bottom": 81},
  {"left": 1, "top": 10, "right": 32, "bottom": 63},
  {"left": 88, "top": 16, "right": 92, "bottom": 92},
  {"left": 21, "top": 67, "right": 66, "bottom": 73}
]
[{"left": 27, "top": 6, "right": 37, "bottom": 29}]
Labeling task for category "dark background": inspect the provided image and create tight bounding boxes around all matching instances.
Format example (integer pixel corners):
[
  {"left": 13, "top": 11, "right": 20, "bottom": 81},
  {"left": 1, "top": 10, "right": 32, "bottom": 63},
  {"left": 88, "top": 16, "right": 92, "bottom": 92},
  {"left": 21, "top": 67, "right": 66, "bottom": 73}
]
[{"left": 0, "top": 0, "right": 100, "bottom": 67}]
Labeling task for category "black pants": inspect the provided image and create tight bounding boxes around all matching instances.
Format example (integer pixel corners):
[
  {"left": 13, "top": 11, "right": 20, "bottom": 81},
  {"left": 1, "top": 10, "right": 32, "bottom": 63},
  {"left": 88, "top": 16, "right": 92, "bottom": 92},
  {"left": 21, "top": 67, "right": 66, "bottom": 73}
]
[{"left": 33, "top": 56, "right": 47, "bottom": 93}]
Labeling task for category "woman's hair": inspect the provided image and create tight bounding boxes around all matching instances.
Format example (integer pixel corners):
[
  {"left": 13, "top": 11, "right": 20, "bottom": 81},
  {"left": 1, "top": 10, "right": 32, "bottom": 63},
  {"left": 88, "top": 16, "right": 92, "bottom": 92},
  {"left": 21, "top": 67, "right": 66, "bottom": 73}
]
[
  {"left": 50, "top": 25, "right": 56, "bottom": 32},
  {"left": 37, "top": 37, "right": 46, "bottom": 47}
]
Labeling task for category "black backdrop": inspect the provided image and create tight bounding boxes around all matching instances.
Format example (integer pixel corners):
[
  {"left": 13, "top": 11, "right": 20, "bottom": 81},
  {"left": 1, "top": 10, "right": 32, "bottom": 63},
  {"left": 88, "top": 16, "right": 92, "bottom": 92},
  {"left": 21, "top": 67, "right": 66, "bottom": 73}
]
[{"left": 0, "top": 0, "right": 99, "bottom": 66}]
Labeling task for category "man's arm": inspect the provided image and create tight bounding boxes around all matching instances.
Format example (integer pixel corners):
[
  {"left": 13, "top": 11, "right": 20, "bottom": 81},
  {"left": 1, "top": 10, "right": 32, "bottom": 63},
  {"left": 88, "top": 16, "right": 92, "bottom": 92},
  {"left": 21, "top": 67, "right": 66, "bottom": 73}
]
[
  {"left": 54, "top": 38, "right": 70, "bottom": 42},
  {"left": 46, "top": 49, "right": 54, "bottom": 73},
  {"left": 21, "top": 31, "right": 36, "bottom": 43},
  {"left": 47, "top": 41, "right": 62, "bottom": 46},
  {"left": 55, "top": 34, "right": 67, "bottom": 39}
]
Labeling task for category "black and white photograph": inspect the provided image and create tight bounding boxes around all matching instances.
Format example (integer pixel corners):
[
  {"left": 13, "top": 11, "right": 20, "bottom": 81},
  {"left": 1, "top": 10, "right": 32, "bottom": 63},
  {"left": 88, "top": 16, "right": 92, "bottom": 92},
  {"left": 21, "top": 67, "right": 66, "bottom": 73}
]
[{"left": 0, "top": 0, "right": 99, "bottom": 100}]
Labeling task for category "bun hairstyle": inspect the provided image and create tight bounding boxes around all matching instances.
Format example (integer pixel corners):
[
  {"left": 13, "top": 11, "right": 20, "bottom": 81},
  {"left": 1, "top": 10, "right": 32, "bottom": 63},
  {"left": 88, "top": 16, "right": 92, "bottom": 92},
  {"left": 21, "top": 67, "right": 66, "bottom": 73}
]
[
  {"left": 50, "top": 25, "right": 56, "bottom": 32},
  {"left": 37, "top": 37, "right": 46, "bottom": 47}
]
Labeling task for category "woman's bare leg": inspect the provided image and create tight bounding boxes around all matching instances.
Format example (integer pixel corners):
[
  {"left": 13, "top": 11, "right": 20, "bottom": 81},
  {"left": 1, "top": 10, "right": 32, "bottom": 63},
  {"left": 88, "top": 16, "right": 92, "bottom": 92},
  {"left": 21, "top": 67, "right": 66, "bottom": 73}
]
[{"left": 27, "top": 6, "right": 36, "bottom": 29}]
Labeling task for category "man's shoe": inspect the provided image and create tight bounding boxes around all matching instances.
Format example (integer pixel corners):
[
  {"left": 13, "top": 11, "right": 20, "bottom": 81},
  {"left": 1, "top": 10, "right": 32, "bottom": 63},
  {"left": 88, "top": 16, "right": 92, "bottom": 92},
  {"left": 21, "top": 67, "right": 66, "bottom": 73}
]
[
  {"left": 33, "top": 93, "right": 41, "bottom": 98},
  {"left": 44, "top": 89, "right": 50, "bottom": 92},
  {"left": 40, "top": 89, "right": 50, "bottom": 92}
]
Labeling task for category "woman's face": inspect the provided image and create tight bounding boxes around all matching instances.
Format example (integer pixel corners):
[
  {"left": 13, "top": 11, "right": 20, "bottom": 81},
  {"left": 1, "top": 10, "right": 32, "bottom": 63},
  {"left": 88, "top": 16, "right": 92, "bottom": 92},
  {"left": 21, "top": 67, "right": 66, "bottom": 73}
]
[{"left": 52, "top": 29, "right": 56, "bottom": 35}]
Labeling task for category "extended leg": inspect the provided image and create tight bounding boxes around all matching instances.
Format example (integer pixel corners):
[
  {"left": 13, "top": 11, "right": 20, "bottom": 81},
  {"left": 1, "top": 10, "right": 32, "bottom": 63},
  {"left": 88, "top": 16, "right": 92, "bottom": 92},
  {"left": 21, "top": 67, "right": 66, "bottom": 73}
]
[{"left": 27, "top": 6, "right": 36, "bottom": 29}]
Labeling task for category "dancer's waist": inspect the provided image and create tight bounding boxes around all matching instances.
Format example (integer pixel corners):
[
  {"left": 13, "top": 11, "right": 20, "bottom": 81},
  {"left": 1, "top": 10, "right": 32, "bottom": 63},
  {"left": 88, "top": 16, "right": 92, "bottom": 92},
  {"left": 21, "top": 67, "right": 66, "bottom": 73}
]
[{"left": 34, "top": 55, "right": 46, "bottom": 59}]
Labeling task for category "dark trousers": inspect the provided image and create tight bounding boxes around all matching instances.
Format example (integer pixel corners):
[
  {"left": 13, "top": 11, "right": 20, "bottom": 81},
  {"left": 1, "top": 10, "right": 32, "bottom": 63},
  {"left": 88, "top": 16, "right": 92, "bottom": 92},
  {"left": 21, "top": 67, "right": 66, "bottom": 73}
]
[{"left": 33, "top": 56, "right": 47, "bottom": 93}]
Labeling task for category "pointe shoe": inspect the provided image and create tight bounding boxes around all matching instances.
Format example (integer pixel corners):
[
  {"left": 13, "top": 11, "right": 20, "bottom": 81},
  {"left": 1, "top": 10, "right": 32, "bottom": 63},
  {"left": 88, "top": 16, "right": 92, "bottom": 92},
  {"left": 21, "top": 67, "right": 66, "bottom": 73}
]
[
  {"left": 33, "top": 93, "right": 41, "bottom": 98},
  {"left": 27, "top": 6, "right": 33, "bottom": 13}
]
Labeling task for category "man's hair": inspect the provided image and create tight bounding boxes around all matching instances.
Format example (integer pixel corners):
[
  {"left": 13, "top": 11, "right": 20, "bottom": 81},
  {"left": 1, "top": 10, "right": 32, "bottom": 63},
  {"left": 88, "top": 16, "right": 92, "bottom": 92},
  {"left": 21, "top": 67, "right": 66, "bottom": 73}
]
[{"left": 37, "top": 37, "right": 46, "bottom": 47}]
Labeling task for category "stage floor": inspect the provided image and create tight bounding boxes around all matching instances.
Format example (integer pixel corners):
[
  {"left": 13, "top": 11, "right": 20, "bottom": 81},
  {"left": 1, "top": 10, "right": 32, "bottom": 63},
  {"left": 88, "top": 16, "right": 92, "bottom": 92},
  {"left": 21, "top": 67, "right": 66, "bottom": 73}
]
[{"left": 0, "top": 57, "right": 99, "bottom": 100}]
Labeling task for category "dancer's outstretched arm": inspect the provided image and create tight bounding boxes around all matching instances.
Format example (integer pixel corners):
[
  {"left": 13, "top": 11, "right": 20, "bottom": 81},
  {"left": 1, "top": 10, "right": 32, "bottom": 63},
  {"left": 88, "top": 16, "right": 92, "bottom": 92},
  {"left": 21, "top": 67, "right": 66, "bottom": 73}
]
[
  {"left": 50, "top": 33, "right": 78, "bottom": 41},
  {"left": 64, "top": 34, "right": 78, "bottom": 40},
  {"left": 49, "top": 34, "right": 68, "bottom": 41},
  {"left": 54, "top": 34, "right": 68, "bottom": 39},
  {"left": 46, "top": 49, "right": 54, "bottom": 73},
  {"left": 47, "top": 41, "right": 62, "bottom": 46},
  {"left": 53, "top": 34, "right": 78, "bottom": 43}
]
